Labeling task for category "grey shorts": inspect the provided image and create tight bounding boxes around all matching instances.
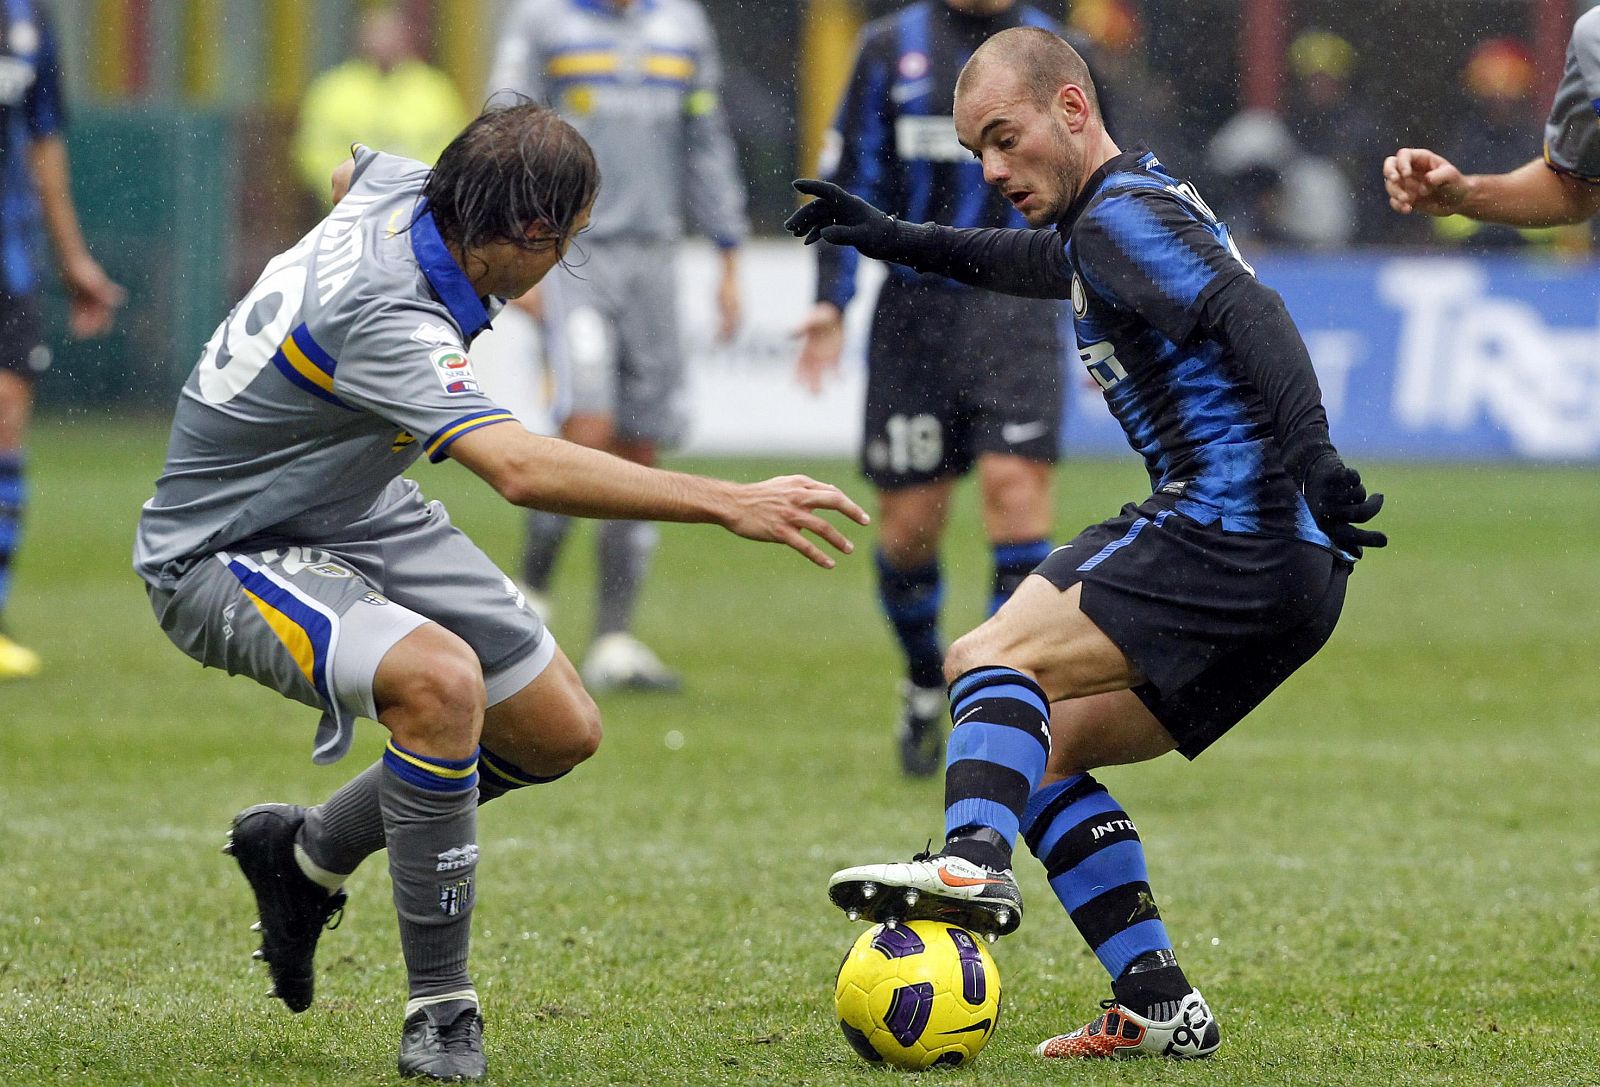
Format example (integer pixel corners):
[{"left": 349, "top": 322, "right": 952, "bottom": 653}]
[
  {"left": 148, "top": 484, "right": 556, "bottom": 764},
  {"left": 542, "top": 238, "right": 687, "bottom": 446}
]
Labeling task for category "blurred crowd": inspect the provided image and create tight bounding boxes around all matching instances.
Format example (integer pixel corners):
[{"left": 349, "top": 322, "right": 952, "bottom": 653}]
[{"left": 274, "top": 0, "right": 1584, "bottom": 255}]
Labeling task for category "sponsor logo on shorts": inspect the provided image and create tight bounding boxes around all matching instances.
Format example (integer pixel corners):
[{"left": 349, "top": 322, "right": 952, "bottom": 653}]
[
  {"left": 392, "top": 430, "right": 416, "bottom": 452},
  {"left": 222, "top": 602, "right": 237, "bottom": 639},
  {"left": 436, "top": 844, "right": 479, "bottom": 872},
  {"left": 430, "top": 347, "right": 481, "bottom": 396},
  {"left": 1000, "top": 420, "right": 1050, "bottom": 444},
  {"left": 439, "top": 875, "right": 474, "bottom": 916},
  {"left": 308, "top": 562, "right": 353, "bottom": 579}
]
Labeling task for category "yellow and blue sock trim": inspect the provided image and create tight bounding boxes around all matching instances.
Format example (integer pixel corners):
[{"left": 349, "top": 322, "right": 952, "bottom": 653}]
[
  {"left": 384, "top": 740, "right": 480, "bottom": 794},
  {"left": 479, "top": 747, "right": 569, "bottom": 792}
]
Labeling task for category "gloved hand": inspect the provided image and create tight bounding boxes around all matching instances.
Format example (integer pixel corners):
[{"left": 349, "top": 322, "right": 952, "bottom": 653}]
[
  {"left": 1301, "top": 451, "right": 1387, "bottom": 558},
  {"left": 783, "top": 179, "right": 901, "bottom": 258}
]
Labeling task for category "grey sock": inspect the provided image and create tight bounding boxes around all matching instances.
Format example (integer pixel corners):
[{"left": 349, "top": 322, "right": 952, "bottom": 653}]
[
  {"left": 596, "top": 519, "right": 658, "bottom": 636},
  {"left": 522, "top": 510, "right": 573, "bottom": 590},
  {"left": 381, "top": 764, "right": 478, "bottom": 1000},
  {"left": 298, "top": 761, "right": 387, "bottom": 886}
]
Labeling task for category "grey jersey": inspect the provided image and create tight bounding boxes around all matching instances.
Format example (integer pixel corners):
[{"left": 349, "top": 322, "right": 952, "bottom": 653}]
[
  {"left": 134, "top": 148, "right": 518, "bottom": 589},
  {"left": 1544, "top": 7, "right": 1600, "bottom": 181},
  {"left": 486, "top": 0, "right": 748, "bottom": 247}
]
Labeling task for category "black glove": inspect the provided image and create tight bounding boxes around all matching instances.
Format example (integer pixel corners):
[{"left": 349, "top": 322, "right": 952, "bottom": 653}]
[
  {"left": 1301, "top": 451, "right": 1387, "bottom": 559},
  {"left": 783, "top": 179, "right": 900, "bottom": 258}
]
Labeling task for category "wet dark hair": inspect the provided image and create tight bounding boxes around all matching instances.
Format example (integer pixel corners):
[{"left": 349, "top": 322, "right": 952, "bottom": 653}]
[{"left": 421, "top": 99, "right": 600, "bottom": 261}]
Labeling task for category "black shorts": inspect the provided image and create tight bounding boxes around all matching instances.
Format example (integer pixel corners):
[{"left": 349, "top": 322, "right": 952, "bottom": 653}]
[
  {"left": 1035, "top": 494, "right": 1349, "bottom": 759},
  {"left": 862, "top": 276, "right": 1063, "bottom": 489},
  {"left": 0, "top": 292, "right": 46, "bottom": 381}
]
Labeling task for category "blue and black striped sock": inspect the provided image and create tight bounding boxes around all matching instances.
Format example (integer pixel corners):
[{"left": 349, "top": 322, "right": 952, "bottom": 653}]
[
  {"left": 941, "top": 666, "right": 1051, "bottom": 870},
  {"left": 477, "top": 746, "right": 570, "bottom": 804},
  {"left": 989, "top": 538, "right": 1052, "bottom": 616},
  {"left": 876, "top": 550, "right": 945, "bottom": 689},
  {"left": 1021, "top": 774, "right": 1191, "bottom": 1015},
  {"left": 0, "top": 452, "right": 24, "bottom": 620}
]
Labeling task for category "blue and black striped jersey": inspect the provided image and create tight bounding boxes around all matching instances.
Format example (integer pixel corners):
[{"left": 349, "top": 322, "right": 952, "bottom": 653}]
[
  {"left": 1066, "top": 151, "right": 1331, "bottom": 547},
  {"left": 815, "top": 1, "right": 1061, "bottom": 308},
  {"left": 0, "top": 0, "right": 64, "bottom": 296},
  {"left": 873, "top": 148, "right": 1338, "bottom": 551}
]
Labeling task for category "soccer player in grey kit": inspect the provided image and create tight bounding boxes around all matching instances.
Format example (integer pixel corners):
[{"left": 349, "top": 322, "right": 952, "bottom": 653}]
[
  {"left": 133, "top": 104, "right": 866, "bottom": 1082},
  {"left": 1384, "top": 8, "right": 1600, "bottom": 226}
]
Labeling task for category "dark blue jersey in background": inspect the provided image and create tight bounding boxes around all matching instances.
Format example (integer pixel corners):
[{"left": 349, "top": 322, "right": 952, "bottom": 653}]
[
  {"left": 814, "top": 0, "right": 1063, "bottom": 310},
  {"left": 0, "top": 0, "right": 64, "bottom": 296}
]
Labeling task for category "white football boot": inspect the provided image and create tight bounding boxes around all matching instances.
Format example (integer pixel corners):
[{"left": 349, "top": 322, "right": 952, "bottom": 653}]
[
  {"left": 582, "top": 632, "right": 681, "bottom": 693},
  {"left": 1034, "top": 988, "right": 1220, "bottom": 1060},
  {"left": 829, "top": 852, "right": 1022, "bottom": 938}
]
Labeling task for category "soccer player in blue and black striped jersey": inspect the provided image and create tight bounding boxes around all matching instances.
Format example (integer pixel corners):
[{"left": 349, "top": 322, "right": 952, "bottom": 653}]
[
  {"left": 788, "top": 26, "right": 1385, "bottom": 1062},
  {"left": 792, "top": 0, "right": 1074, "bottom": 779},
  {"left": 0, "top": 0, "right": 123, "bottom": 678}
]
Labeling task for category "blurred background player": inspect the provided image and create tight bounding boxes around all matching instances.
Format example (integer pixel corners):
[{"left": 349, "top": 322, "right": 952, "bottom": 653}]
[
  {"left": 487, "top": 0, "right": 749, "bottom": 693},
  {"left": 292, "top": 2, "right": 468, "bottom": 203},
  {"left": 792, "top": 0, "right": 1070, "bottom": 777},
  {"left": 0, "top": 0, "right": 123, "bottom": 678},
  {"left": 1384, "top": 8, "right": 1600, "bottom": 230}
]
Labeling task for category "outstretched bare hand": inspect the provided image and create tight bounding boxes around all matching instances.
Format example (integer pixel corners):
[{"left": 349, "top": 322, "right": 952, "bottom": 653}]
[
  {"left": 722, "top": 475, "right": 871, "bottom": 569},
  {"left": 1383, "top": 148, "right": 1467, "bottom": 217}
]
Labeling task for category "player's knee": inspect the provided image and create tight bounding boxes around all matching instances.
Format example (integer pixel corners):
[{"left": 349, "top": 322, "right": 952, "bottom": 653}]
[
  {"left": 943, "top": 629, "right": 996, "bottom": 685},
  {"left": 548, "top": 686, "right": 604, "bottom": 771},
  {"left": 379, "top": 638, "right": 486, "bottom": 756},
  {"left": 944, "top": 619, "right": 1036, "bottom": 686}
]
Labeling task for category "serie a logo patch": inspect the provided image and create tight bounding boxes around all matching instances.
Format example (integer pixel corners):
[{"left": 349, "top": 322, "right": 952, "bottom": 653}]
[{"left": 430, "top": 347, "right": 481, "bottom": 397}]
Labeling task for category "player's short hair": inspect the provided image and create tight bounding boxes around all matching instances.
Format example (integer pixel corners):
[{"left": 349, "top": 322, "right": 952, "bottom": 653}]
[
  {"left": 958, "top": 26, "right": 1101, "bottom": 118},
  {"left": 422, "top": 100, "right": 600, "bottom": 259}
]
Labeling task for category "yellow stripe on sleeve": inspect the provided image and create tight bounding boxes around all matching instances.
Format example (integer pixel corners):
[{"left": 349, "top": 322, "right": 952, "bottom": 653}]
[
  {"left": 548, "top": 52, "right": 621, "bottom": 78},
  {"left": 644, "top": 54, "right": 697, "bottom": 81},
  {"left": 279, "top": 336, "right": 336, "bottom": 394},
  {"left": 425, "top": 412, "right": 517, "bottom": 457}
]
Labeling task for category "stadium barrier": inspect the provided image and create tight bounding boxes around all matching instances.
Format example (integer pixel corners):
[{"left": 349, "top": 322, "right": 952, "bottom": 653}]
[{"left": 475, "top": 241, "right": 1600, "bottom": 462}]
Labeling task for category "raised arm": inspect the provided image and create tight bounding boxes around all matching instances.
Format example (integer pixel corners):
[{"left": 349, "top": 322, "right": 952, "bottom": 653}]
[
  {"left": 447, "top": 422, "right": 869, "bottom": 569},
  {"left": 785, "top": 179, "right": 1073, "bottom": 299}
]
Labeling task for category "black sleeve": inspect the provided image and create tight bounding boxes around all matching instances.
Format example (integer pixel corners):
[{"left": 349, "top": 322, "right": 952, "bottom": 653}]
[
  {"left": 869, "top": 221, "right": 1075, "bottom": 299},
  {"left": 1197, "top": 273, "right": 1335, "bottom": 482}
]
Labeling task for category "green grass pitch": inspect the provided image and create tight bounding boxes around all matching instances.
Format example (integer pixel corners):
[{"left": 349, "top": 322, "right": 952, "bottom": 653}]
[{"left": 2, "top": 417, "right": 1596, "bottom": 1085}]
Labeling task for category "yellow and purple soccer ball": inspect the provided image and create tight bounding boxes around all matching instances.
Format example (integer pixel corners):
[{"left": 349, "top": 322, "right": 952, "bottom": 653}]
[{"left": 834, "top": 920, "right": 1001, "bottom": 1070}]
